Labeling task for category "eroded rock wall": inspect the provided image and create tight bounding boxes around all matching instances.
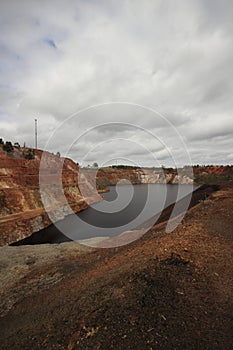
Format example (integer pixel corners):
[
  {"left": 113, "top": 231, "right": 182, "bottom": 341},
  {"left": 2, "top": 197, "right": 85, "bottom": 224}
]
[
  {"left": 0, "top": 149, "right": 99, "bottom": 246},
  {"left": 95, "top": 167, "right": 194, "bottom": 189}
]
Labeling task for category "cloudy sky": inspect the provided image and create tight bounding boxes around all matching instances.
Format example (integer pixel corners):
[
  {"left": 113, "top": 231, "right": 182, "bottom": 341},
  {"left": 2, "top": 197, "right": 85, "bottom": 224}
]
[{"left": 0, "top": 0, "right": 232, "bottom": 166}]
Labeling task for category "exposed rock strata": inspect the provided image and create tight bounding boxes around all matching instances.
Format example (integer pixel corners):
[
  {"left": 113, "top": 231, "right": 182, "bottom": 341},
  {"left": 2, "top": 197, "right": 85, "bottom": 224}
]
[
  {"left": 95, "top": 167, "right": 194, "bottom": 190},
  {"left": 0, "top": 148, "right": 99, "bottom": 246}
]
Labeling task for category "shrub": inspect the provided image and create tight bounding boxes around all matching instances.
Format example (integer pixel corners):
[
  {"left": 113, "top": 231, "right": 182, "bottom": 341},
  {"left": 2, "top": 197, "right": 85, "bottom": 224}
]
[
  {"left": 3, "top": 141, "right": 14, "bottom": 153},
  {"left": 25, "top": 148, "right": 35, "bottom": 160}
]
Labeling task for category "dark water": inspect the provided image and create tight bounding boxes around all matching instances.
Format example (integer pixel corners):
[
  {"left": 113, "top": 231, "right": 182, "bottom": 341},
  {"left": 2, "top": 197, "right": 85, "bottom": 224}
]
[{"left": 13, "top": 184, "right": 195, "bottom": 245}]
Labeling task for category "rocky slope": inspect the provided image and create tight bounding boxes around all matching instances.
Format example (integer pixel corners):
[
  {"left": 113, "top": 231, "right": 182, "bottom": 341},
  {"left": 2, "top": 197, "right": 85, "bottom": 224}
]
[
  {"left": 95, "top": 166, "right": 194, "bottom": 191},
  {"left": 0, "top": 147, "right": 100, "bottom": 246},
  {"left": 193, "top": 165, "right": 233, "bottom": 183},
  {"left": 95, "top": 165, "right": 233, "bottom": 190}
]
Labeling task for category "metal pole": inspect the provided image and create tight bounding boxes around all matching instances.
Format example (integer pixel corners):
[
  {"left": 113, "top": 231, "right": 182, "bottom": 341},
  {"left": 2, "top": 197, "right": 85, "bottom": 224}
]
[{"left": 35, "top": 119, "right": 37, "bottom": 149}]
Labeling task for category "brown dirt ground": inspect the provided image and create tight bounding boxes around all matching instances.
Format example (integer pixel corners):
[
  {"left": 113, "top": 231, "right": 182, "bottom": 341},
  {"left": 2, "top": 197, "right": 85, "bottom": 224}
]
[{"left": 0, "top": 181, "right": 233, "bottom": 349}]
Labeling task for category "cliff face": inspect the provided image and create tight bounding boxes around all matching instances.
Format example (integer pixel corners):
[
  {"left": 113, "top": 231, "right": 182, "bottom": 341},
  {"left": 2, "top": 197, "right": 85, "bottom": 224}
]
[
  {"left": 95, "top": 167, "right": 194, "bottom": 190},
  {"left": 0, "top": 148, "right": 99, "bottom": 246},
  {"left": 96, "top": 165, "right": 233, "bottom": 188},
  {"left": 136, "top": 168, "right": 194, "bottom": 184},
  {"left": 96, "top": 168, "right": 142, "bottom": 189}
]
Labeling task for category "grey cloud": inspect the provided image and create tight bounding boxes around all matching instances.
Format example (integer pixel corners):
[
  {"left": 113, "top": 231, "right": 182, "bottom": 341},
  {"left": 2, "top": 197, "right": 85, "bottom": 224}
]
[
  {"left": 186, "top": 117, "right": 233, "bottom": 141},
  {"left": 0, "top": 0, "right": 232, "bottom": 166}
]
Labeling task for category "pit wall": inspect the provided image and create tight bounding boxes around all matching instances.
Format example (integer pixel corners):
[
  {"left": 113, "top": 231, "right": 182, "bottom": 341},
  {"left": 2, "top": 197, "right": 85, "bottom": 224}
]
[
  {"left": 0, "top": 149, "right": 99, "bottom": 246},
  {"left": 1, "top": 146, "right": 231, "bottom": 246}
]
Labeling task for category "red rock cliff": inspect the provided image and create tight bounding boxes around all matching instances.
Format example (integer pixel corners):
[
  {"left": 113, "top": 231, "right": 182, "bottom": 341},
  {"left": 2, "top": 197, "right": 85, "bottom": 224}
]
[{"left": 0, "top": 148, "right": 100, "bottom": 246}]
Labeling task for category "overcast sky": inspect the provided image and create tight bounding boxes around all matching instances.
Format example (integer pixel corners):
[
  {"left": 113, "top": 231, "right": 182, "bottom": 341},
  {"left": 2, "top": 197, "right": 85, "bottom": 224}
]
[{"left": 0, "top": 0, "right": 232, "bottom": 166}]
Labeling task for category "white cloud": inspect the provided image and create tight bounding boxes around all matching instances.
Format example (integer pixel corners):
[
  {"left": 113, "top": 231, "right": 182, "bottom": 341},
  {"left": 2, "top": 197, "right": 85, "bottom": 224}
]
[{"left": 0, "top": 0, "right": 232, "bottom": 165}]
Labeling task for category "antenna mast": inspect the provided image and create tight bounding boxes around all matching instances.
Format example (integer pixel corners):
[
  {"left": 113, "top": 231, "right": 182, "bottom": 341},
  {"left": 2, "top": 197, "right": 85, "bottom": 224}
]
[{"left": 35, "top": 118, "right": 38, "bottom": 149}]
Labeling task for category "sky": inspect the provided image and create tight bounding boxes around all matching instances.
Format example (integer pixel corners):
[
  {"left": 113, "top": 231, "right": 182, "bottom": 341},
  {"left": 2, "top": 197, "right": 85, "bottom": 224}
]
[{"left": 0, "top": 0, "right": 232, "bottom": 167}]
